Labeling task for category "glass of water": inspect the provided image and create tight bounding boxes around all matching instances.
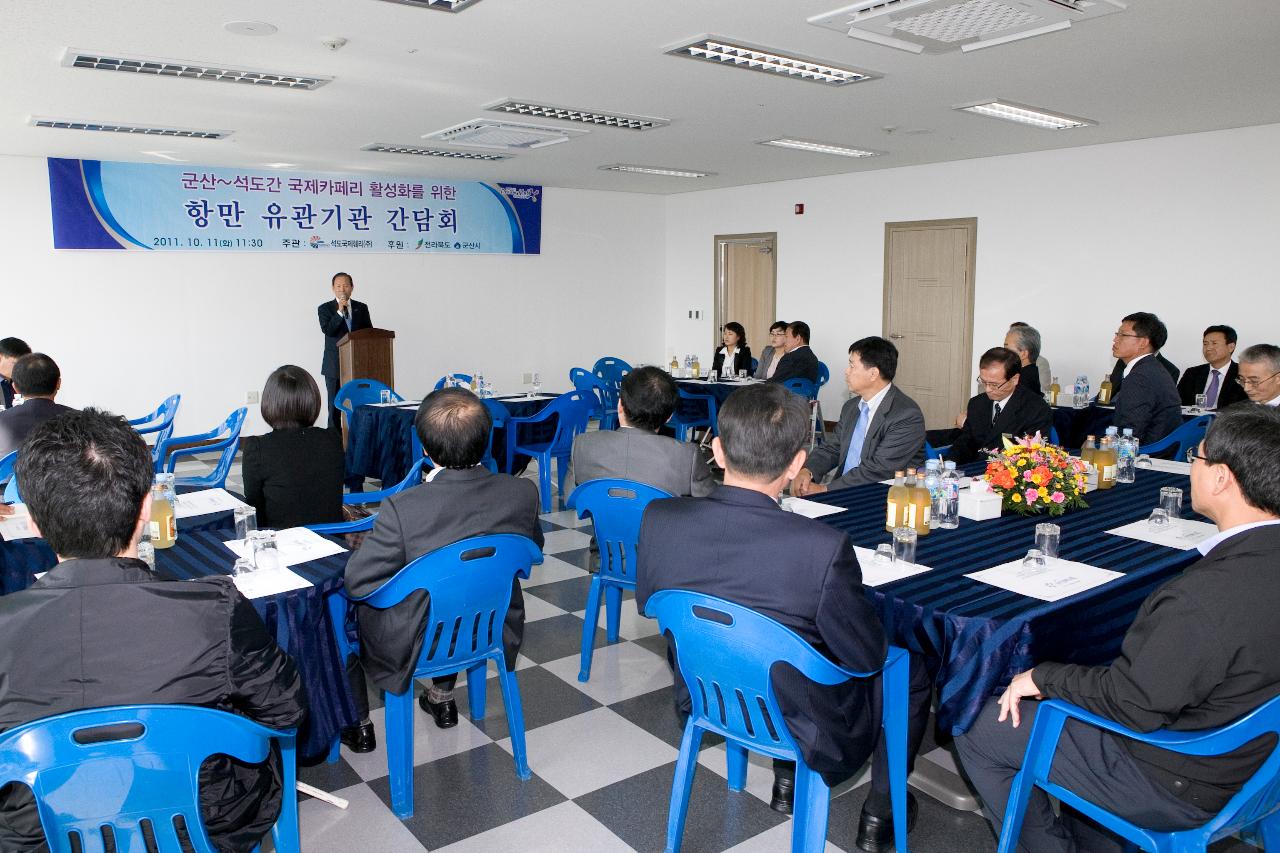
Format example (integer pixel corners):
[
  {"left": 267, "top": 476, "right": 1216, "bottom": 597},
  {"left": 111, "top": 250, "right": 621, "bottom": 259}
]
[
  {"left": 1034, "top": 523, "right": 1060, "bottom": 559},
  {"left": 379, "top": 389, "right": 392, "bottom": 404},
  {"left": 1159, "top": 486, "right": 1183, "bottom": 520},
  {"left": 892, "top": 527, "right": 917, "bottom": 564},
  {"left": 708, "top": 370, "right": 718, "bottom": 383},
  {"left": 249, "top": 530, "right": 281, "bottom": 572},
  {"left": 873, "top": 543, "right": 895, "bottom": 565},
  {"left": 1147, "top": 507, "right": 1170, "bottom": 530},
  {"left": 738, "top": 369, "right": 747, "bottom": 381},
  {"left": 1193, "top": 393, "right": 1206, "bottom": 414},
  {"left": 531, "top": 372, "right": 542, "bottom": 396},
  {"left": 233, "top": 506, "right": 257, "bottom": 542},
  {"left": 1020, "top": 548, "right": 1048, "bottom": 576}
]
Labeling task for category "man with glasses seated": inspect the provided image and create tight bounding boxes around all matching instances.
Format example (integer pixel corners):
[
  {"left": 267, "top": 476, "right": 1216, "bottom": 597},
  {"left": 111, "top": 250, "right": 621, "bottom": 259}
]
[
  {"left": 1235, "top": 344, "right": 1280, "bottom": 407},
  {"left": 1111, "top": 312, "right": 1184, "bottom": 445},
  {"left": 949, "top": 347, "right": 1053, "bottom": 464},
  {"left": 768, "top": 320, "right": 821, "bottom": 385},
  {"left": 957, "top": 405, "right": 1280, "bottom": 853}
]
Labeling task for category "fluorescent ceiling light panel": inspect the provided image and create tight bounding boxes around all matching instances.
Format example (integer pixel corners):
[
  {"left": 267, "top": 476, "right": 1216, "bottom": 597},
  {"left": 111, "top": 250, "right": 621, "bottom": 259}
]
[
  {"left": 956, "top": 99, "right": 1095, "bottom": 129},
  {"left": 424, "top": 119, "right": 587, "bottom": 150},
  {"left": 486, "top": 99, "right": 669, "bottom": 131},
  {"left": 600, "top": 164, "right": 712, "bottom": 178},
  {"left": 759, "top": 137, "right": 883, "bottom": 158},
  {"left": 363, "top": 143, "right": 511, "bottom": 160},
  {"left": 30, "top": 117, "right": 230, "bottom": 139},
  {"left": 62, "top": 49, "right": 331, "bottom": 90},
  {"left": 666, "top": 37, "right": 879, "bottom": 86},
  {"left": 373, "top": 0, "right": 485, "bottom": 10}
]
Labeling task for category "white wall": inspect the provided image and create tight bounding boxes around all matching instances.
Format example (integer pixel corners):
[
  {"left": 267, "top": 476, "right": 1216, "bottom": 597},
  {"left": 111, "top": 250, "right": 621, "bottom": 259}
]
[
  {"left": 664, "top": 123, "right": 1280, "bottom": 416},
  {"left": 2, "top": 154, "right": 666, "bottom": 434}
]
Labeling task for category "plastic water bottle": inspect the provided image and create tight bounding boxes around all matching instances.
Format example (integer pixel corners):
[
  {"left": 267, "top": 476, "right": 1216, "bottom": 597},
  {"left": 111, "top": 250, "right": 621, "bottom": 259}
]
[
  {"left": 939, "top": 462, "right": 961, "bottom": 529},
  {"left": 923, "top": 459, "right": 943, "bottom": 529},
  {"left": 137, "top": 529, "right": 156, "bottom": 571},
  {"left": 1117, "top": 428, "right": 1137, "bottom": 483},
  {"left": 1074, "top": 374, "right": 1090, "bottom": 408}
]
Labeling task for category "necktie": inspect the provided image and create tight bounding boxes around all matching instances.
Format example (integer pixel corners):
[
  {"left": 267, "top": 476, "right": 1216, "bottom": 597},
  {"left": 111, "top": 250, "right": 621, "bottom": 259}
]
[
  {"left": 841, "top": 401, "right": 870, "bottom": 475},
  {"left": 992, "top": 401, "right": 1002, "bottom": 426},
  {"left": 344, "top": 308, "right": 353, "bottom": 332},
  {"left": 1204, "top": 369, "right": 1221, "bottom": 409}
]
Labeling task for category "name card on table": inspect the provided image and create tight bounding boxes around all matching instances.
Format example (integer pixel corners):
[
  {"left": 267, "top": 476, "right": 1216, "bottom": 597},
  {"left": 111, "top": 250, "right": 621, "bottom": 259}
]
[
  {"left": 174, "top": 488, "right": 249, "bottom": 519},
  {"left": 233, "top": 566, "right": 313, "bottom": 600},
  {"left": 1105, "top": 519, "right": 1217, "bottom": 551},
  {"left": 0, "top": 505, "right": 37, "bottom": 541},
  {"left": 853, "top": 546, "right": 934, "bottom": 588},
  {"left": 780, "top": 497, "right": 847, "bottom": 519},
  {"left": 966, "top": 559, "right": 1123, "bottom": 603},
  {"left": 223, "top": 527, "right": 347, "bottom": 568},
  {"left": 1141, "top": 459, "right": 1192, "bottom": 475}
]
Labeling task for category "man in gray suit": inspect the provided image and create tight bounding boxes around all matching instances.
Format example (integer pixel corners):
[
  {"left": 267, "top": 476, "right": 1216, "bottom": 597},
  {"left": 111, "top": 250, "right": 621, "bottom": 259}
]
[
  {"left": 0, "top": 354, "right": 75, "bottom": 458},
  {"left": 793, "top": 336, "right": 926, "bottom": 495},
  {"left": 565, "top": 367, "right": 714, "bottom": 498},
  {"left": 341, "top": 388, "right": 544, "bottom": 749}
]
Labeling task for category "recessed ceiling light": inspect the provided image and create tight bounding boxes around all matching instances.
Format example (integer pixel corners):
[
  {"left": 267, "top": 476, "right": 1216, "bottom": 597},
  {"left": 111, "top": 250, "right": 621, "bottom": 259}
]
[
  {"left": 62, "top": 48, "right": 331, "bottom": 90},
  {"left": 372, "top": 0, "right": 485, "bottom": 11},
  {"left": 955, "top": 99, "right": 1095, "bottom": 129},
  {"left": 486, "top": 99, "right": 670, "bottom": 131},
  {"left": 142, "top": 151, "right": 188, "bottom": 162},
  {"left": 666, "top": 36, "right": 880, "bottom": 86},
  {"left": 30, "top": 117, "right": 231, "bottom": 139},
  {"left": 264, "top": 162, "right": 297, "bottom": 169},
  {"left": 224, "top": 21, "right": 278, "bottom": 36},
  {"left": 362, "top": 143, "right": 512, "bottom": 161},
  {"left": 600, "top": 164, "right": 712, "bottom": 178},
  {"left": 759, "top": 137, "right": 884, "bottom": 158}
]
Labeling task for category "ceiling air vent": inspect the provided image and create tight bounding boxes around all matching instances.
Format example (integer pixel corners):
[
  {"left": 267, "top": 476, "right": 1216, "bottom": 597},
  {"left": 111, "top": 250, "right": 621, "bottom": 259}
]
[
  {"left": 808, "top": 0, "right": 1125, "bottom": 54},
  {"left": 423, "top": 119, "right": 588, "bottom": 150},
  {"left": 362, "top": 143, "right": 511, "bottom": 160},
  {"left": 373, "top": 0, "right": 484, "bottom": 10},
  {"left": 62, "top": 48, "right": 331, "bottom": 89},
  {"left": 30, "top": 117, "right": 231, "bottom": 139},
  {"left": 486, "top": 99, "right": 669, "bottom": 131}
]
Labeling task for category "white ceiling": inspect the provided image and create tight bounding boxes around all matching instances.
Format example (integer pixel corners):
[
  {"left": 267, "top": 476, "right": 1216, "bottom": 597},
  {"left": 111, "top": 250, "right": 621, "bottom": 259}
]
[{"left": 6, "top": 0, "right": 1280, "bottom": 194}]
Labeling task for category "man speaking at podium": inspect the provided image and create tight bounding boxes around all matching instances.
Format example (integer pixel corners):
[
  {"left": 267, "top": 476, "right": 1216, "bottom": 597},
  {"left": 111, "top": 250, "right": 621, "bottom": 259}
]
[{"left": 319, "top": 272, "right": 372, "bottom": 430}]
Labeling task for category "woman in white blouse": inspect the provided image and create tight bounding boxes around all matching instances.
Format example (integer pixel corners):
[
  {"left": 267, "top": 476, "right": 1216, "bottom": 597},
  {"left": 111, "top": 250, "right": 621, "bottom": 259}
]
[{"left": 712, "top": 322, "right": 753, "bottom": 378}]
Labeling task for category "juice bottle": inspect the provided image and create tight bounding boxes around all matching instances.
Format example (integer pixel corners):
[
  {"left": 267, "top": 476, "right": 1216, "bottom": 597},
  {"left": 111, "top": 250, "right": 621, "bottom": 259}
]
[
  {"left": 907, "top": 468, "right": 931, "bottom": 536},
  {"left": 1097, "top": 378, "right": 1114, "bottom": 405},
  {"left": 149, "top": 483, "right": 177, "bottom": 549},
  {"left": 1095, "top": 435, "right": 1118, "bottom": 489},
  {"left": 885, "top": 471, "right": 906, "bottom": 532},
  {"left": 1048, "top": 376, "right": 1061, "bottom": 406},
  {"left": 692, "top": 355, "right": 701, "bottom": 378}
]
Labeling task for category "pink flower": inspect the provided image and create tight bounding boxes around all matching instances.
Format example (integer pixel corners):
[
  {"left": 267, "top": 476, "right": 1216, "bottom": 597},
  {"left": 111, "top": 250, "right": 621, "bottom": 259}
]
[
  {"left": 1025, "top": 488, "right": 1040, "bottom": 503},
  {"left": 1051, "top": 491, "right": 1065, "bottom": 504}
]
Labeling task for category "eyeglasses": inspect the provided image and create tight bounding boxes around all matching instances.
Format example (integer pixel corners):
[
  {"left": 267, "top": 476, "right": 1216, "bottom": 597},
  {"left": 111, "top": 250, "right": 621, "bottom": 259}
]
[
  {"left": 1186, "top": 449, "right": 1210, "bottom": 464},
  {"left": 1113, "top": 331, "right": 1143, "bottom": 339},
  {"left": 975, "top": 376, "right": 1013, "bottom": 391},
  {"left": 1235, "top": 371, "right": 1280, "bottom": 388}
]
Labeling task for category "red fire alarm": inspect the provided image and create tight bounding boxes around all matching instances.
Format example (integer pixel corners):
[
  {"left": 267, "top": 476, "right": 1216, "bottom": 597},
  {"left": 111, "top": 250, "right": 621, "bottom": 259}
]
[{"left": 794, "top": 203, "right": 805, "bottom": 215}]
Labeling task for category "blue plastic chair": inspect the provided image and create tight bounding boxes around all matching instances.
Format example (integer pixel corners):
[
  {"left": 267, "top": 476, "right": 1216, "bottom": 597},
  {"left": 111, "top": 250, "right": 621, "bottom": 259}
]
[
  {"left": 305, "top": 457, "right": 430, "bottom": 535},
  {"left": 667, "top": 386, "right": 718, "bottom": 443},
  {"left": 1139, "top": 414, "right": 1214, "bottom": 460},
  {"left": 566, "top": 479, "right": 673, "bottom": 681},
  {"left": 1, "top": 450, "right": 18, "bottom": 503},
  {"left": 1050, "top": 425, "right": 1061, "bottom": 446},
  {"left": 0, "top": 704, "right": 299, "bottom": 853},
  {"left": 505, "top": 390, "right": 593, "bottom": 511},
  {"left": 816, "top": 362, "right": 830, "bottom": 388},
  {"left": 592, "top": 357, "right": 632, "bottom": 388},
  {"left": 750, "top": 357, "right": 759, "bottom": 374},
  {"left": 783, "top": 378, "right": 818, "bottom": 401},
  {"left": 924, "top": 440, "right": 951, "bottom": 461},
  {"left": 433, "top": 373, "right": 473, "bottom": 391},
  {"left": 3, "top": 473, "right": 19, "bottom": 504},
  {"left": 334, "top": 378, "right": 401, "bottom": 429},
  {"left": 128, "top": 394, "right": 181, "bottom": 461},
  {"left": 644, "top": 590, "right": 911, "bottom": 853},
  {"left": 0, "top": 450, "right": 15, "bottom": 486},
  {"left": 335, "top": 534, "right": 543, "bottom": 818},
  {"left": 155, "top": 408, "right": 247, "bottom": 489},
  {"left": 570, "top": 367, "right": 618, "bottom": 431},
  {"left": 407, "top": 401, "right": 506, "bottom": 474},
  {"left": 997, "top": 695, "right": 1280, "bottom": 853}
]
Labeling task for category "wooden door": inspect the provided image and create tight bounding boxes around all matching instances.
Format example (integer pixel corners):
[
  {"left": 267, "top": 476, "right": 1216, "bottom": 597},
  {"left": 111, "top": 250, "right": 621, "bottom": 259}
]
[
  {"left": 715, "top": 233, "right": 777, "bottom": 360},
  {"left": 883, "top": 219, "right": 977, "bottom": 429}
]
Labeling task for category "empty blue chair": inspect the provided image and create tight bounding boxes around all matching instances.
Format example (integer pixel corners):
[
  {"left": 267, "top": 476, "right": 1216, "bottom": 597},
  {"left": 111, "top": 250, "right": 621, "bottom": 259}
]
[
  {"left": 783, "top": 377, "right": 818, "bottom": 401},
  {"left": 433, "top": 373, "right": 472, "bottom": 391},
  {"left": 592, "top": 357, "right": 632, "bottom": 388},
  {"left": 570, "top": 367, "right": 618, "bottom": 430},
  {"left": 645, "top": 590, "right": 911, "bottom": 853},
  {"left": 0, "top": 704, "right": 299, "bottom": 853},
  {"left": 505, "top": 390, "right": 593, "bottom": 511},
  {"left": 306, "top": 457, "right": 430, "bottom": 535},
  {"left": 816, "top": 362, "right": 830, "bottom": 388},
  {"left": 997, "top": 695, "right": 1280, "bottom": 853},
  {"left": 334, "top": 379, "right": 401, "bottom": 430},
  {"left": 155, "top": 408, "right": 247, "bottom": 489},
  {"left": 667, "top": 386, "right": 718, "bottom": 443},
  {"left": 1140, "top": 414, "right": 1214, "bottom": 460},
  {"left": 128, "top": 394, "right": 181, "bottom": 461},
  {"left": 566, "top": 479, "right": 673, "bottom": 681},
  {"left": 924, "top": 440, "right": 951, "bottom": 461},
  {"left": 338, "top": 534, "right": 543, "bottom": 818}
]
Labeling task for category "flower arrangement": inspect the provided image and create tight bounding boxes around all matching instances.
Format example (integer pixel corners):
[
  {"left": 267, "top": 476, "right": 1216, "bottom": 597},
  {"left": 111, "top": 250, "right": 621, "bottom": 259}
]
[{"left": 982, "top": 433, "right": 1088, "bottom": 517}]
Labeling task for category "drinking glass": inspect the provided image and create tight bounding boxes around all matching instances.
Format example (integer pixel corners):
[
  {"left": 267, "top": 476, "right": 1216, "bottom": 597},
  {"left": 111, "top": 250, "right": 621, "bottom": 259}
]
[
  {"left": 1147, "top": 507, "right": 1170, "bottom": 529},
  {"left": 1193, "top": 393, "right": 1207, "bottom": 414},
  {"left": 1072, "top": 392, "right": 1087, "bottom": 409},
  {"left": 379, "top": 389, "right": 392, "bottom": 404},
  {"left": 873, "top": 543, "right": 895, "bottom": 565},
  {"left": 249, "top": 530, "right": 281, "bottom": 572},
  {"left": 1034, "top": 523, "right": 1060, "bottom": 559},
  {"left": 892, "top": 527, "right": 917, "bottom": 565},
  {"left": 1136, "top": 454, "right": 1153, "bottom": 469},
  {"left": 1159, "top": 486, "right": 1183, "bottom": 520},
  {"left": 1020, "top": 548, "right": 1048, "bottom": 576},
  {"left": 233, "top": 506, "right": 257, "bottom": 542},
  {"left": 532, "top": 372, "right": 542, "bottom": 396},
  {"left": 708, "top": 370, "right": 719, "bottom": 383},
  {"left": 738, "top": 369, "right": 747, "bottom": 380}
]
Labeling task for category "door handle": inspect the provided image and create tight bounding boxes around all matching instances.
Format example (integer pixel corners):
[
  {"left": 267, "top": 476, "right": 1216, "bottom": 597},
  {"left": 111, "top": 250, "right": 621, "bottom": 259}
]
[{"left": 889, "top": 333, "right": 905, "bottom": 339}]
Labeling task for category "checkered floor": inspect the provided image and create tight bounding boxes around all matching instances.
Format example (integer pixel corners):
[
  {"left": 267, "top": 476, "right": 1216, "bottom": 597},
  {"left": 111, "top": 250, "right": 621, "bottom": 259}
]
[{"left": 169, "top": 452, "right": 1252, "bottom": 853}]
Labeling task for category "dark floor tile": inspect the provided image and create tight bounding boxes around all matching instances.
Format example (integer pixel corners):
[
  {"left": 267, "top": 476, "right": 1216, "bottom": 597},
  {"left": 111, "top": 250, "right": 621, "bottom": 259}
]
[
  {"left": 828, "top": 785, "right": 997, "bottom": 853},
  {"left": 368, "top": 742, "right": 566, "bottom": 849},
  {"left": 575, "top": 759, "right": 787, "bottom": 853},
  {"left": 633, "top": 633, "right": 671, "bottom": 659},
  {"left": 519, "top": 612, "right": 616, "bottom": 663},
  {"left": 552, "top": 546, "right": 597, "bottom": 572},
  {"left": 526, "top": 575, "right": 595, "bottom": 611},
  {"left": 297, "top": 754, "right": 365, "bottom": 799},
  {"left": 608, "top": 685, "right": 722, "bottom": 753},
  {"left": 455, "top": 664, "right": 602, "bottom": 740}
]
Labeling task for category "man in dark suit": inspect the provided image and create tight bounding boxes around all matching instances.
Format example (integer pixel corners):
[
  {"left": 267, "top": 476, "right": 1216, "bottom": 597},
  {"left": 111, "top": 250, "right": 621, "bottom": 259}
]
[
  {"left": 0, "top": 337, "right": 31, "bottom": 410},
  {"left": 1177, "top": 325, "right": 1247, "bottom": 409},
  {"left": 638, "top": 383, "right": 927, "bottom": 852},
  {"left": 0, "top": 354, "right": 75, "bottom": 457},
  {"left": 1111, "top": 312, "right": 1184, "bottom": 445},
  {"left": 564, "top": 366, "right": 714, "bottom": 498},
  {"left": 769, "top": 320, "right": 821, "bottom": 385},
  {"left": 1002, "top": 324, "right": 1043, "bottom": 397},
  {"left": 958, "top": 405, "right": 1280, "bottom": 852},
  {"left": 950, "top": 347, "right": 1054, "bottom": 463},
  {"left": 1107, "top": 315, "right": 1179, "bottom": 398},
  {"left": 318, "top": 271, "right": 373, "bottom": 430},
  {"left": 342, "top": 388, "right": 543, "bottom": 746},
  {"left": 0, "top": 409, "right": 304, "bottom": 853},
  {"left": 1236, "top": 344, "right": 1280, "bottom": 407},
  {"left": 793, "top": 336, "right": 926, "bottom": 494}
]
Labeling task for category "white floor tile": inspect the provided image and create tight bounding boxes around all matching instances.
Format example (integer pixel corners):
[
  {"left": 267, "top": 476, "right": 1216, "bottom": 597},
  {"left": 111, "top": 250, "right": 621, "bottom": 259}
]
[
  {"left": 523, "top": 590, "right": 569, "bottom": 622},
  {"left": 540, "top": 528, "right": 594, "bottom": 555},
  {"left": 721, "top": 820, "right": 847, "bottom": 853},
  {"left": 341, "top": 700, "right": 493, "bottom": 782},
  {"left": 540, "top": 508, "right": 594, "bottom": 529},
  {"left": 432, "top": 800, "right": 636, "bottom": 853},
  {"left": 541, "top": 642, "right": 672, "bottom": 705},
  {"left": 294, "top": 782, "right": 427, "bottom": 853},
  {"left": 524, "top": 555, "right": 590, "bottom": 587},
  {"left": 572, "top": 595, "right": 660, "bottom": 641}
]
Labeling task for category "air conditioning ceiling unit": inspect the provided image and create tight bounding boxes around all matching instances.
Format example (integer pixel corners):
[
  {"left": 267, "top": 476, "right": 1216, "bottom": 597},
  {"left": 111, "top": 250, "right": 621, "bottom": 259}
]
[
  {"left": 422, "top": 119, "right": 588, "bottom": 150},
  {"left": 808, "top": 0, "right": 1125, "bottom": 54}
]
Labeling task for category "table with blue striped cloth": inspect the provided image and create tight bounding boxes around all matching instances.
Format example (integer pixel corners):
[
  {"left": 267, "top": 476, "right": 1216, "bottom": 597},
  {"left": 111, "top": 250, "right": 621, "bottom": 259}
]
[
  {"left": 1052, "top": 404, "right": 1206, "bottom": 450},
  {"left": 674, "top": 378, "right": 754, "bottom": 423},
  {"left": 808, "top": 467, "right": 1201, "bottom": 736}
]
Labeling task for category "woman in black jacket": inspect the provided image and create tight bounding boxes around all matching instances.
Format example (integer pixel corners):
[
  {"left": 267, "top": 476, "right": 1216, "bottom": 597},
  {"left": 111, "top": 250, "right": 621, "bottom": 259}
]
[{"left": 712, "top": 321, "right": 753, "bottom": 378}]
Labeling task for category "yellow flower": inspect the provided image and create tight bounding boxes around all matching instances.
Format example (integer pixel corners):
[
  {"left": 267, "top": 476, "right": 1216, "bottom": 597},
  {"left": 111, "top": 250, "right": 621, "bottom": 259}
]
[
  {"left": 1012, "top": 493, "right": 1023, "bottom": 503},
  {"left": 1038, "top": 487, "right": 1048, "bottom": 497}
]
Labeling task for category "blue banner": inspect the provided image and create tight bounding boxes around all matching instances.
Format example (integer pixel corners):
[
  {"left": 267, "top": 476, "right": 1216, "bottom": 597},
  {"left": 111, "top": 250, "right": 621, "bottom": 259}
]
[{"left": 47, "top": 158, "right": 542, "bottom": 254}]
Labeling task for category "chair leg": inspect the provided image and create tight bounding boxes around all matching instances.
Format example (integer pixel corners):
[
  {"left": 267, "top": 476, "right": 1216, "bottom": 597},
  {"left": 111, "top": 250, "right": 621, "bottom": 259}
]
[
  {"left": 556, "top": 454, "right": 570, "bottom": 511},
  {"left": 467, "top": 662, "right": 487, "bottom": 721},
  {"left": 537, "top": 453, "right": 552, "bottom": 513},
  {"left": 664, "top": 721, "right": 705, "bottom": 853},
  {"left": 725, "top": 742, "right": 748, "bottom": 791},
  {"left": 385, "top": 688, "right": 416, "bottom": 819},
  {"left": 579, "top": 576, "right": 605, "bottom": 682},
  {"left": 791, "top": 764, "right": 832, "bottom": 853},
  {"left": 883, "top": 652, "right": 911, "bottom": 853},
  {"left": 326, "top": 734, "right": 341, "bottom": 764},
  {"left": 273, "top": 736, "right": 301, "bottom": 853},
  {"left": 496, "top": 666, "right": 532, "bottom": 780},
  {"left": 604, "top": 583, "right": 623, "bottom": 643}
]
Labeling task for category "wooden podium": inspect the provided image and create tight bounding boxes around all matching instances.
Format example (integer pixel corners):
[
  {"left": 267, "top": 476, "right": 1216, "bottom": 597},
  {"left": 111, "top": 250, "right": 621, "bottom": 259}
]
[{"left": 338, "top": 327, "right": 396, "bottom": 390}]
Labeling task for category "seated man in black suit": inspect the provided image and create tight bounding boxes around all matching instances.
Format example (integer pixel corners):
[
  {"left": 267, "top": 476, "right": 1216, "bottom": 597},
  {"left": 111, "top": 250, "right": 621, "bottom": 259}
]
[
  {"left": 1107, "top": 316, "right": 1179, "bottom": 398},
  {"left": 0, "top": 409, "right": 304, "bottom": 852},
  {"left": 342, "top": 388, "right": 544, "bottom": 746},
  {"left": 1236, "top": 344, "right": 1280, "bottom": 407},
  {"left": 564, "top": 366, "right": 714, "bottom": 498},
  {"left": 1002, "top": 324, "right": 1043, "bottom": 397},
  {"left": 0, "top": 337, "right": 31, "bottom": 410},
  {"left": 793, "top": 336, "right": 926, "bottom": 494},
  {"left": 950, "top": 347, "right": 1054, "bottom": 463},
  {"left": 1177, "top": 324, "right": 1248, "bottom": 409},
  {"left": 0, "top": 354, "right": 76, "bottom": 458},
  {"left": 637, "top": 383, "right": 931, "bottom": 852},
  {"left": 768, "top": 320, "right": 821, "bottom": 385},
  {"left": 957, "top": 405, "right": 1280, "bottom": 852},
  {"left": 1111, "top": 312, "right": 1184, "bottom": 445}
]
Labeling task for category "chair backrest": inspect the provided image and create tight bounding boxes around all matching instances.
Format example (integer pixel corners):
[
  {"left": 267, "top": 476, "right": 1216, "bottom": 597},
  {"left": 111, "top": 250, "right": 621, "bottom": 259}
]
[
  {"left": 0, "top": 450, "right": 16, "bottom": 484},
  {"left": 592, "top": 357, "right": 632, "bottom": 387},
  {"left": 816, "top": 362, "right": 830, "bottom": 388},
  {"left": 129, "top": 394, "right": 182, "bottom": 448},
  {"left": 538, "top": 391, "right": 594, "bottom": 454},
  {"left": 750, "top": 357, "right": 759, "bottom": 374},
  {"left": 1140, "top": 414, "right": 1214, "bottom": 458},
  {"left": 569, "top": 368, "right": 608, "bottom": 417},
  {"left": 782, "top": 378, "right": 817, "bottom": 401},
  {"left": 674, "top": 386, "right": 717, "bottom": 422},
  {"left": 645, "top": 590, "right": 870, "bottom": 760},
  {"left": 354, "top": 534, "right": 543, "bottom": 672},
  {"left": 567, "top": 479, "right": 672, "bottom": 586},
  {"left": 0, "top": 704, "right": 297, "bottom": 853},
  {"left": 3, "top": 472, "right": 19, "bottom": 503},
  {"left": 335, "top": 379, "right": 399, "bottom": 416}
]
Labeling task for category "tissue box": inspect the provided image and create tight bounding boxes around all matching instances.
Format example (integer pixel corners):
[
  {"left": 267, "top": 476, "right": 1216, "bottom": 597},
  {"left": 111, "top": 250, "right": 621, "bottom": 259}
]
[{"left": 959, "top": 489, "right": 1002, "bottom": 521}]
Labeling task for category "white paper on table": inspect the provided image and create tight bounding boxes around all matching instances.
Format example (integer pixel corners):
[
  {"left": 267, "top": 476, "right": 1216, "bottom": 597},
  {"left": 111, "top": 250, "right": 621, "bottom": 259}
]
[
  {"left": 504, "top": 394, "right": 557, "bottom": 401},
  {"left": 223, "top": 527, "right": 348, "bottom": 567},
  {"left": 966, "top": 558, "right": 1124, "bottom": 602},
  {"left": 1141, "top": 459, "right": 1192, "bottom": 475},
  {"left": 0, "top": 505, "right": 37, "bottom": 541},
  {"left": 1105, "top": 519, "right": 1217, "bottom": 551},
  {"left": 368, "top": 400, "right": 410, "bottom": 408},
  {"left": 232, "top": 566, "right": 313, "bottom": 599},
  {"left": 780, "top": 497, "right": 848, "bottom": 519},
  {"left": 174, "top": 488, "right": 249, "bottom": 519},
  {"left": 853, "top": 546, "right": 934, "bottom": 587}
]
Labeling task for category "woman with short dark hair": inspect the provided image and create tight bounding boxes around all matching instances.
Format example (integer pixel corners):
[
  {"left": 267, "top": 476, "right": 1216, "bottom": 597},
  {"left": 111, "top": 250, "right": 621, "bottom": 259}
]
[
  {"left": 754, "top": 321, "right": 788, "bottom": 380},
  {"left": 712, "top": 322, "right": 753, "bottom": 378},
  {"left": 241, "top": 365, "right": 344, "bottom": 528}
]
